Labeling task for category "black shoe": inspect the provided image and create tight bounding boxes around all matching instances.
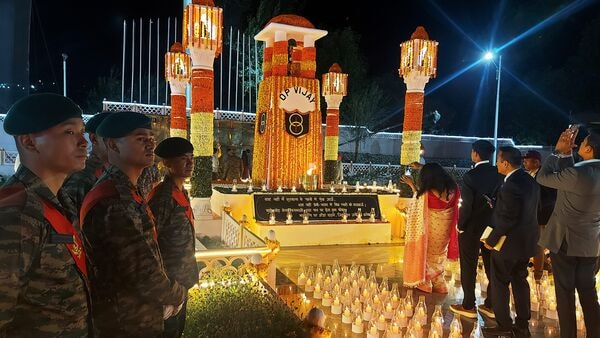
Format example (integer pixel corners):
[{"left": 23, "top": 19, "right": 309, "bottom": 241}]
[
  {"left": 482, "top": 326, "right": 514, "bottom": 337},
  {"left": 512, "top": 326, "right": 531, "bottom": 338}
]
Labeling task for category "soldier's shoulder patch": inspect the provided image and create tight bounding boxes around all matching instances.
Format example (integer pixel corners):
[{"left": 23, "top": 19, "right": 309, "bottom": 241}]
[{"left": 0, "top": 184, "right": 27, "bottom": 208}]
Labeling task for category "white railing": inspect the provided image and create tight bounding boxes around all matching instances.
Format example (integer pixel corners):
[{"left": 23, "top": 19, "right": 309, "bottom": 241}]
[
  {"left": 195, "top": 247, "right": 271, "bottom": 279},
  {"left": 343, "top": 162, "right": 470, "bottom": 181},
  {"left": 102, "top": 101, "right": 173, "bottom": 116},
  {"left": 199, "top": 213, "right": 278, "bottom": 288},
  {"left": 221, "top": 212, "right": 265, "bottom": 248},
  {"left": 102, "top": 100, "right": 257, "bottom": 122},
  {"left": 0, "top": 149, "right": 18, "bottom": 165}
]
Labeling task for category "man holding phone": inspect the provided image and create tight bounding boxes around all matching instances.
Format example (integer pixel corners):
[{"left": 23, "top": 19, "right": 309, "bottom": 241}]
[{"left": 536, "top": 125, "right": 600, "bottom": 338}]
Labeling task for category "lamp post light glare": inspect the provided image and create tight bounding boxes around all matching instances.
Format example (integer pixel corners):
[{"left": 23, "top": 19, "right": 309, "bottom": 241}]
[{"left": 483, "top": 50, "right": 502, "bottom": 165}]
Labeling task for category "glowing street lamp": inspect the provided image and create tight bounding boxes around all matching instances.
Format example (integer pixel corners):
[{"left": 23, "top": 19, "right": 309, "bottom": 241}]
[
  {"left": 165, "top": 42, "right": 191, "bottom": 138},
  {"left": 183, "top": 0, "right": 223, "bottom": 199},
  {"left": 482, "top": 50, "right": 502, "bottom": 165},
  {"left": 398, "top": 26, "right": 438, "bottom": 165},
  {"left": 322, "top": 63, "right": 348, "bottom": 183}
]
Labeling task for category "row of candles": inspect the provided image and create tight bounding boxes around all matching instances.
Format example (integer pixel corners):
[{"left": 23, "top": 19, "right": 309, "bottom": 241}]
[
  {"left": 229, "top": 179, "right": 399, "bottom": 194},
  {"left": 296, "top": 261, "right": 472, "bottom": 337},
  {"left": 267, "top": 207, "right": 387, "bottom": 224}
]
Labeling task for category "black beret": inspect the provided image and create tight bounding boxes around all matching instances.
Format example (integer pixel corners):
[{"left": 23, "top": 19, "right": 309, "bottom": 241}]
[
  {"left": 4, "top": 93, "right": 83, "bottom": 135},
  {"left": 472, "top": 140, "right": 495, "bottom": 154},
  {"left": 85, "top": 112, "right": 112, "bottom": 133},
  {"left": 155, "top": 137, "right": 194, "bottom": 159},
  {"left": 96, "top": 111, "right": 152, "bottom": 138}
]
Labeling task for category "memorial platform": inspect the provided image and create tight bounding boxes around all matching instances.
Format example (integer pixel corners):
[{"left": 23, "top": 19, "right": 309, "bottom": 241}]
[{"left": 210, "top": 187, "right": 410, "bottom": 246}]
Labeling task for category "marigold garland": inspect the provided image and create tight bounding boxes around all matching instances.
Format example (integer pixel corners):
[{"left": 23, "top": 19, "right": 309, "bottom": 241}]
[
  {"left": 403, "top": 92, "right": 424, "bottom": 131},
  {"left": 267, "top": 14, "right": 315, "bottom": 29},
  {"left": 262, "top": 47, "right": 273, "bottom": 77},
  {"left": 252, "top": 76, "right": 322, "bottom": 188},
  {"left": 170, "top": 94, "right": 187, "bottom": 132},
  {"left": 170, "top": 117, "right": 188, "bottom": 130},
  {"left": 325, "top": 111, "right": 339, "bottom": 136},
  {"left": 251, "top": 80, "right": 272, "bottom": 184},
  {"left": 324, "top": 136, "right": 339, "bottom": 161},
  {"left": 170, "top": 128, "right": 187, "bottom": 139},
  {"left": 190, "top": 112, "right": 214, "bottom": 157},
  {"left": 272, "top": 41, "right": 287, "bottom": 54},
  {"left": 301, "top": 47, "right": 316, "bottom": 60},
  {"left": 400, "top": 130, "right": 422, "bottom": 165},
  {"left": 191, "top": 69, "right": 214, "bottom": 112}
]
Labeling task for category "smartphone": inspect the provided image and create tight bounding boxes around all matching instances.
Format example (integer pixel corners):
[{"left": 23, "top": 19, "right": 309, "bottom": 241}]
[{"left": 568, "top": 124, "right": 580, "bottom": 134}]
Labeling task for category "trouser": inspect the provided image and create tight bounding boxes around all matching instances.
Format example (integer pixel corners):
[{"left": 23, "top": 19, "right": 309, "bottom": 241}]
[
  {"left": 550, "top": 241, "right": 600, "bottom": 338},
  {"left": 490, "top": 252, "right": 530, "bottom": 329},
  {"left": 532, "top": 225, "right": 546, "bottom": 279},
  {"left": 459, "top": 231, "right": 493, "bottom": 309},
  {"left": 163, "top": 299, "right": 188, "bottom": 338}
]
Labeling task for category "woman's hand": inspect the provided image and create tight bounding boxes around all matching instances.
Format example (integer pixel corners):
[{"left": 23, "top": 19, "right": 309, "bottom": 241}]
[{"left": 401, "top": 175, "right": 417, "bottom": 193}]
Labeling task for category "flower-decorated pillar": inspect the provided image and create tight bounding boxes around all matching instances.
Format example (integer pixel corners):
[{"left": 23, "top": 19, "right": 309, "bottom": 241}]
[
  {"left": 165, "top": 42, "right": 191, "bottom": 138},
  {"left": 322, "top": 63, "right": 347, "bottom": 183},
  {"left": 398, "top": 26, "right": 438, "bottom": 165},
  {"left": 183, "top": 0, "right": 222, "bottom": 199},
  {"left": 253, "top": 15, "right": 327, "bottom": 189}
]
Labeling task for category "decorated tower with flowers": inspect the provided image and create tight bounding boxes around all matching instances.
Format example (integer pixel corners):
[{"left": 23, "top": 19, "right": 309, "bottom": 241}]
[
  {"left": 398, "top": 26, "right": 438, "bottom": 165},
  {"left": 322, "top": 63, "right": 348, "bottom": 183},
  {"left": 182, "top": 0, "right": 223, "bottom": 198},
  {"left": 165, "top": 42, "right": 191, "bottom": 138},
  {"left": 252, "top": 15, "right": 327, "bottom": 189}
]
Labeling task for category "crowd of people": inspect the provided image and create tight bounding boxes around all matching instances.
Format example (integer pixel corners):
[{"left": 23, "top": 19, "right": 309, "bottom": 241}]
[
  {"left": 401, "top": 130, "right": 600, "bottom": 337},
  {"left": 0, "top": 93, "right": 599, "bottom": 338}
]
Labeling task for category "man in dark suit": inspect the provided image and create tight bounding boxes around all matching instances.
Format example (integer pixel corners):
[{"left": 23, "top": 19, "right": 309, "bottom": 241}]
[
  {"left": 450, "top": 140, "right": 503, "bottom": 319},
  {"left": 536, "top": 126, "right": 600, "bottom": 338},
  {"left": 522, "top": 150, "right": 557, "bottom": 280},
  {"left": 482, "top": 146, "right": 540, "bottom": 337}
]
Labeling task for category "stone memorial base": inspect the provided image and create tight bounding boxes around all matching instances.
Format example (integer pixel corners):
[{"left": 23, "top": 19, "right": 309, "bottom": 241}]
[
  {"left": 211, "top": 188, "right": 408, "bottom": 246},
  {"left": 255, "top": 220, "right": 391, "bottom": 246}
]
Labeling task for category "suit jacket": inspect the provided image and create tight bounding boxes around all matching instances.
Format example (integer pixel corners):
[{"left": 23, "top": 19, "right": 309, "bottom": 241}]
[
  {"left": 536, "top": 156, "right": 600, "bottom": 257},
  {"left": 533, "top": 169, "right": 557, "bottom": 225},
  {"left": 487, "top": 169, "right": 540, "bottom": 260},
  {"left": 458, "top": 162, "right": 504, "bottom": 236}
]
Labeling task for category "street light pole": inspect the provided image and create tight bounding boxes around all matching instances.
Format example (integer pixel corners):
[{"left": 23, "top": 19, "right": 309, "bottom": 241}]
[
  {"left": 492, "top": 55, "right": 502, "bottom": 165},
  {"left": 62, "top": 53, "right": 68, "bottom": 97}
]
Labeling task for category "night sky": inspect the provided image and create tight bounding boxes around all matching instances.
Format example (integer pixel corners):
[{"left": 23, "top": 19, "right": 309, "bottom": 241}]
[{"left": 29, "top": 0, "right": 600, "bottom": 143}]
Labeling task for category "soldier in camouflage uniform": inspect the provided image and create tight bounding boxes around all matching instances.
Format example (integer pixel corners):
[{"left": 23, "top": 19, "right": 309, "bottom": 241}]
[
  {"left": 63, "top": 112, "right": 111, "bottom": 210},
  {"left": 80, "top": 111, "right": 186, "bottom": 337},
  {"left": 0, "top": 93, "right": 90, "bottom": 337},
  {"left": 149, "top": 137, "right": 199, "bottom": 338}
]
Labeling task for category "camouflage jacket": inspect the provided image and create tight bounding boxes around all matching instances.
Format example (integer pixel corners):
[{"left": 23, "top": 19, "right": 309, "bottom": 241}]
[
  {"left": 0, "top": 166, "right": 89, "bottom": 337},
  {"left": 80, "top": 166, "right": 186, "bottom": 337},
  {"left": 63, "top": 152, "right": 104, "bottom": 211},
  {"left": 138, "top": 164, "right": 161, "bottom": 198},
  {"left": 148, "top": 176, "right": 199, "bottom": 289}
]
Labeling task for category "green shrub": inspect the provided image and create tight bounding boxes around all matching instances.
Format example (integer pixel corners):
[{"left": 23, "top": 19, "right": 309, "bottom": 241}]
[
  {"left": 184, "top": 271, "right": 303, "bottom": 338},
  {"left": 191, "top": 156, "right": 213, "bottom": 198}
]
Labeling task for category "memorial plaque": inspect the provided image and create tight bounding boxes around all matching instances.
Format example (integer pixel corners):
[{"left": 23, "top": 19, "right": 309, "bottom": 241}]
[{"left": 253, "top": 193, "right": 381, "bottom": 222}]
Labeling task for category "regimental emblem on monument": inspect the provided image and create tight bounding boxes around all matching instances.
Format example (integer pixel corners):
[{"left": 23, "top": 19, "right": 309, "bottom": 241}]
[
  {"left": 258, "top": 112, "right": 267, "bottom": 134},
  {"left": 285, "top": 111, "right": 310, "bottom": 138}
]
